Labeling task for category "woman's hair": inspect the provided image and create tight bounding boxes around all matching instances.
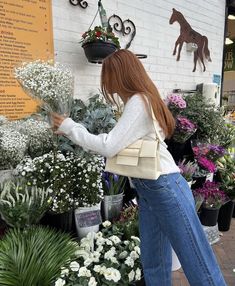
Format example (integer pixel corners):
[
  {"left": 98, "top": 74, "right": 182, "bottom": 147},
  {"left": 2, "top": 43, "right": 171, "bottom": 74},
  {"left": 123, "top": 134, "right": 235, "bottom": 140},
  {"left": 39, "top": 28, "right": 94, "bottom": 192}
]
[{"left": 101, "top": 49, "right": 175, "bottom": 138}]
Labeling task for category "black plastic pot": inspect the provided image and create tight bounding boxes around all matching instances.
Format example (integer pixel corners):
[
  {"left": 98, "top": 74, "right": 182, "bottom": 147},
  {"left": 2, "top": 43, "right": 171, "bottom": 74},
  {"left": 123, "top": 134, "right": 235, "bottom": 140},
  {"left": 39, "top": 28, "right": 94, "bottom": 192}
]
[
  {"left": 199, "top": 206, "right": 220, "bottom": 227},
  {"left": 82, "top": 41, "right": 118, "bottom": 63},
  {"left": 40, "top": 210, "right": 74, "bottom": 233},
  {"left": 218, "top": 200, "right": 234, "bottom": 231}
]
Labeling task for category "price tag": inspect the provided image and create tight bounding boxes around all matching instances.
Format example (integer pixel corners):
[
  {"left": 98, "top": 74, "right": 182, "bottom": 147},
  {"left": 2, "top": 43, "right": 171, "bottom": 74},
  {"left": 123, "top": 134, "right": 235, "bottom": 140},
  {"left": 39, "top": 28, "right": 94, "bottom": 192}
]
[{"left": 75, "top": 210, "right": 102, "bottom": 228}]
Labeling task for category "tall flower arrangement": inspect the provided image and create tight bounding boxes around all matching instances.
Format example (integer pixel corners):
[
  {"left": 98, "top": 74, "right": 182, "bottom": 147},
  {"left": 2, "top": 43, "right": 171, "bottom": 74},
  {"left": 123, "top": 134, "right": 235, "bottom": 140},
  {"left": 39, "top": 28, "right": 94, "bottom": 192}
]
[{"left": 14, "top": 60, "right": 74, "bottom": 115}]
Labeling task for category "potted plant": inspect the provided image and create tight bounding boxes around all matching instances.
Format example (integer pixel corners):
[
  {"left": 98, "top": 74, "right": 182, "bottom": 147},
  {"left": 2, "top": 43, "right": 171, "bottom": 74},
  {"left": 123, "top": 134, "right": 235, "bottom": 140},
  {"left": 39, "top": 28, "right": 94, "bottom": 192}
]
[
  {"left": 54, "top": 221, "right": 142, "bottom": 286},
  {"left": 0, "top": 226, "right": 76, "bottom": 286},
  {"left": 0, "top": 179, "right": 52, "bottom": 229},
  {"left": 101, "top": 172, "right": 126, "bottom": 221},
  {"left": 16, "top": 151, "right": 79, "bottom": 232},
  {"left": 177, "top": 159, "right": 197, "bottom": 187},
  {"left": 81, "top": 26, "right": 120, "bottom": 63},
  {"left": 193, "top": 181, "right": 227, "bottom": 226},
  {"left": 217, "top": 155, "right": 235, "bottom": 231},
  {"left": 73, "top": 153, "right": 105, "bottom": 239}
]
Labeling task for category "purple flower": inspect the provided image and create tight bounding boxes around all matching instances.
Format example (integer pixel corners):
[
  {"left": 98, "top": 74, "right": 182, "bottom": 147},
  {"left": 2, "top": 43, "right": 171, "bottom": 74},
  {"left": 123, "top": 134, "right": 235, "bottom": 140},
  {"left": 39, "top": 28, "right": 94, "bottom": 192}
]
[
  {"left": 197, "top": 156, "right": 216, "bottom": 173},
  {"left": 166, "top": 93, "right": 186, "bottom": 109}
]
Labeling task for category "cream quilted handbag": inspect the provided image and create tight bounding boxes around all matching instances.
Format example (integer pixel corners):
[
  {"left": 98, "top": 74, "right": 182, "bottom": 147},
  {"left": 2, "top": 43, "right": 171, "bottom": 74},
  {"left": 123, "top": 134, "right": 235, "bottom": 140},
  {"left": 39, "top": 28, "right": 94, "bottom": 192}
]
[{"left": 105, "top": 108, "right": 164, "bottom": 179}]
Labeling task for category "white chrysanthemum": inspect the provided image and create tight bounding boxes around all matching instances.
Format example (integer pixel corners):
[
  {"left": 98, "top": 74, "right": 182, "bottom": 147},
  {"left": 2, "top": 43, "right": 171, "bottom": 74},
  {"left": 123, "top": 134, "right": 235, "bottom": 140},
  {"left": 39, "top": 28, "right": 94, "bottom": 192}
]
[
  {"left": 134, "top": 246, "right": 141, "bottom": 255},
  {"left": 102, "top": 220, "right": 111, "bottom": 227},
  {"left": 109, "top": 235, "right": 121, "bottom": 244},
  {"left": 128, "top": 270, "right": 135, "bottom": 282},
  {"left": 61, "top": 268, "right": 69, "bottom": 277},
  {"left": 130, "top": 251, "right": 139, "bottom": 260},
  {"left": 103, "top": 267, "right": 121, "bottom": 282},
  {"left": 125, "top": 256, "right": 135, "bottom": 267},
  {"left": 131, "top": 236, "right": 140, "bottom": 242},
  {"left": 78, "top": 266, "right": 91, "bottom": 277},
  {"left": 88, "top": 276, "right": 97, "bottom": 286},
  {"left": 95, "top": 231, "right": 103, "bottom": 239},
  {"left": 135, "top": 268, "right": 142, "bottom": 281},
  {"left": 69, "top": 261, "right": 80, "bottom": 271},
  {"left": 55, "top": 278, "right": 66, "bottom": 286}
]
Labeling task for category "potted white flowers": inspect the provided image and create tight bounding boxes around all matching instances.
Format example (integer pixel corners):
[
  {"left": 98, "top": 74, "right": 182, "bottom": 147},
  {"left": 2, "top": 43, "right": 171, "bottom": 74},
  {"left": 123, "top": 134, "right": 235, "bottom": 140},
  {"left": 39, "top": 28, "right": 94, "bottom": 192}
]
[{"left": 54, "top": 221, "right": 142, "bottom": 286}]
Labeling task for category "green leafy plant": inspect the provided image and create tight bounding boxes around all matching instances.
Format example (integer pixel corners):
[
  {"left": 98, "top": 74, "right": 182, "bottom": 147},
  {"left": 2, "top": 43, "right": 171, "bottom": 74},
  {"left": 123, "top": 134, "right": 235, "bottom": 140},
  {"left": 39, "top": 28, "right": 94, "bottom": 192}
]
[
  {"left": 0, "top": 226, "right": 77, "bottom": 286},
  {"left": 81, "top": 26, "right": 120, "bottom": 48},
  {"left": 0, "top": 179, "right": 52, "bottom": 228}
]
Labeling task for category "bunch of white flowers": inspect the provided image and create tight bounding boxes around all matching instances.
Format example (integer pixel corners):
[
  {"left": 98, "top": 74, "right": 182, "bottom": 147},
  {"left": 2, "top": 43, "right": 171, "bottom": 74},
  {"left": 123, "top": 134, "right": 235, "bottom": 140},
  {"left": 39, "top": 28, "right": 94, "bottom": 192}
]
[
  {"left": 6, "top": 117, "right": 53, "bottom": 157},
  {"left": 0, "top": 127, "right": 28, "bottom": 170},
  {"left": 74, "top": 154, "right": 105, "bottom": 208},
  {"left": 14, "top": 60, "right": 74, "bottom": 114},
  {"left": 54, "top": 222, "right": 142, "bottom": 286}
]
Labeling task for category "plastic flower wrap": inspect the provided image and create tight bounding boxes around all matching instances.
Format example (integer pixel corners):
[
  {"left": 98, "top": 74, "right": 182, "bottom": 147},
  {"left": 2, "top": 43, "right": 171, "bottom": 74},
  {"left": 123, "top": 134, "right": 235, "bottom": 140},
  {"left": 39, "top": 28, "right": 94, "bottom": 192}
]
[
  {"left": 173, "top": 116, "right": 197, "bottom": 143},
  {"left": 14, "top": 60, "right": 74, "bottom": 115},
  {"left": 54, "top": 222, "right": 142, "bottom": 286}
]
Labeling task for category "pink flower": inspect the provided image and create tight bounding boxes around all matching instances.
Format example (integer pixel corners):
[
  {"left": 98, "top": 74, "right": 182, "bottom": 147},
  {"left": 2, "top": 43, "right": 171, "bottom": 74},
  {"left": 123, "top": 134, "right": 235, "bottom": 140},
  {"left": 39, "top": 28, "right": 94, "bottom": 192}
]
[{"left": 197, "top": 156, "right": 216, "bottom": 173}]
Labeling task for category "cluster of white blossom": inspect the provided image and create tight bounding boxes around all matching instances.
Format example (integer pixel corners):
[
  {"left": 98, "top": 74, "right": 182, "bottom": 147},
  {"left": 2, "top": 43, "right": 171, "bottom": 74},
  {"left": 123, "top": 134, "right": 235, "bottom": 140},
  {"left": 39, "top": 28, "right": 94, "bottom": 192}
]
[
  {"left": 7, "top": 117, "right": 53, "bottom": 157},
  {"left": 0, "top": 115, "right": 7, "bottom": 125},
  {"left": 0, "top": 127, "right": 28, "bottom": 170},
  {"left": 14, "top": 60, "right": 74, "bottom": 114},
  {"left": 54, "top": 223, "right": 142, "bottom": 285}
]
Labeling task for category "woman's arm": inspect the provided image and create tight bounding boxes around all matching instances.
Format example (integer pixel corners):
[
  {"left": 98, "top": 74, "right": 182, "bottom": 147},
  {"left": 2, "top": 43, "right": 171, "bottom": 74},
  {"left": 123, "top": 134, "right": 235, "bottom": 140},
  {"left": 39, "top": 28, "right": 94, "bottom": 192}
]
[{"left": 56, "top": 95, "right": 152, "bottom": 158}]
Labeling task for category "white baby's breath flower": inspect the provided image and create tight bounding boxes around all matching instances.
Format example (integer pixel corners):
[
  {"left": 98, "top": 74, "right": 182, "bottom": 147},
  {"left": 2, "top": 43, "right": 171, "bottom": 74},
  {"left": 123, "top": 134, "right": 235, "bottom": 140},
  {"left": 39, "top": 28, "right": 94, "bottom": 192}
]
[
  {"left": 128, "top": 270, "right": 135, "bottom": 282},
  {"left": 130, "top": 251, "right": 139, "bottom": 260},
  {"left": 125, "top": 257, "right": 135, "bottom": 267},
  {"left": 109, "top": 235, "right": 121, "bottom": 244},
  {"left": 78, "top": 266, "right": 91, "bottom": 277},
  {"left": 135, "top": 268, "right": 142, "bottom": 281},
  {"left": 88, "top": 276, "right": 97, "bottom": 286}
]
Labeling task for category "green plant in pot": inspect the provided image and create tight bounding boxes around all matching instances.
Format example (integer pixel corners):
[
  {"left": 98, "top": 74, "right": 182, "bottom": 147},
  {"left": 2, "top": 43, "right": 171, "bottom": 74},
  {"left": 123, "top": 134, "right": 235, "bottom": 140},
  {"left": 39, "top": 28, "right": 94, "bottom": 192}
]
[{"left": 81, "top": 26, "right": 120, "bottom": 63}]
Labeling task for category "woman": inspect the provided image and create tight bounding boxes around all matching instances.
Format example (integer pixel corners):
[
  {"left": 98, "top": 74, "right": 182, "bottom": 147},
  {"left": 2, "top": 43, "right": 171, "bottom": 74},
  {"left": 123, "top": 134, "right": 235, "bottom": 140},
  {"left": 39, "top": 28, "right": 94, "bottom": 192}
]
[{"left": 52, "top": 50, "right": 226, "bottom": 286}]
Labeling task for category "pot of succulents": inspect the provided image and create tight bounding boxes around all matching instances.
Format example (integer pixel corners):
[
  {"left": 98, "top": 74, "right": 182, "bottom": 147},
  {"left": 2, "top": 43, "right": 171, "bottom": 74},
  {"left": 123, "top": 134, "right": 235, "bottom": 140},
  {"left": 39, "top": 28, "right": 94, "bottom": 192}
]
[
  {"left": 80, "top": 26, "right": 120, "bottom": 63},
  {"left": 216, "top": 155, "right": 235, "bottom": 231},
  {"left": 73, "top": 153, "right": 105, "bottom": 239},
  {"left": 54, "top": 221, "right": 142, "bottom": 286},
  {"left": 177, "top": 159, "right": 197, "bottom": 187},
  {"left": 101, "top": 172, "right": 126, "bottom": 222},
  {"left": 193, "top": 181, "right": 227, "bottom": 227}
]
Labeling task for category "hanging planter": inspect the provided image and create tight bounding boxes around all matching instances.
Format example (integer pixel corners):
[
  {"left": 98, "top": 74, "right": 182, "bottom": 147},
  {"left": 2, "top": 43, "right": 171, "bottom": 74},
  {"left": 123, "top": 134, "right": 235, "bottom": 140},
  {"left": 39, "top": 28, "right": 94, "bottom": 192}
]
[{"left": 82, "top": 40, "right": 118, "bottom": 63}]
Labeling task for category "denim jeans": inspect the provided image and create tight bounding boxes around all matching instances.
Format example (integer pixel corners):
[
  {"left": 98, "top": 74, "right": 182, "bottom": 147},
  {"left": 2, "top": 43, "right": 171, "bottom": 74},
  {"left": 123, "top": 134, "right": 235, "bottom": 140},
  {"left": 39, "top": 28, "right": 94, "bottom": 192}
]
[{"left": 131, "top": 173, "right": 227, "bottom": 286}]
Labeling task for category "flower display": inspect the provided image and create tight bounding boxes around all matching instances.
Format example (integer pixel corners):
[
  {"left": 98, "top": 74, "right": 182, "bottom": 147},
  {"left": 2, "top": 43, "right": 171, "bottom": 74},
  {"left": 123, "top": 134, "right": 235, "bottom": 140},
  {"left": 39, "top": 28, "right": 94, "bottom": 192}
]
[
  {"left": 14, "top": 60, "right": 74, "bottom": 115},
  {"left": 81, "top": 26, "right": 120, "bottom": 48},
  {"left": 177, "top": 159, "right": 197, "bottom": 182},
  {"left": 197, "top": 156, "right": 216, "bottom": 173},
  {"left": 0, "top": 127, "right": 28, "bottom": 170},
  {"left": 54, "top": 222, "right": 142, "bottom": 286},
  {"left": 173, "top": 116, "right": 197, "bottom": 143},
  {"left": 193, "top": 181, "right": 227, "bottom": 209},
  {"left": 102, "top": 172, "right": 126, "bottom": 196},
  {"left": 166, "top": 93, "right": 186, "bottom": 109}
]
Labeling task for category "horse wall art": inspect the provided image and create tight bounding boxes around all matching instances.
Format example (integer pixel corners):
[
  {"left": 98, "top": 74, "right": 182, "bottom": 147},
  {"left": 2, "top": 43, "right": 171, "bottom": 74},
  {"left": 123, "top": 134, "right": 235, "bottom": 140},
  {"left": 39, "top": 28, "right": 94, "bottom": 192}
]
[{"left": 169, "top": 8, "right": 211, "bottom": 72}]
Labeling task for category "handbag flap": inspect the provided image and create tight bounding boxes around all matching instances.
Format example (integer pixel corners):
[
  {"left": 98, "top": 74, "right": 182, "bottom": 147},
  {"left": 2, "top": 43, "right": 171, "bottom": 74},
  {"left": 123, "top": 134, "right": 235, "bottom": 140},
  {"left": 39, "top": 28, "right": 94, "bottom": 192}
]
[
  {"left": 118, "top": 148, "right": 140, "bottom": 157},
  {"left": 116, "top": 155, "right": 139, "bottom": 166},
  {"left": 139, "top": 140, "right": 158, "bottom": 157}
]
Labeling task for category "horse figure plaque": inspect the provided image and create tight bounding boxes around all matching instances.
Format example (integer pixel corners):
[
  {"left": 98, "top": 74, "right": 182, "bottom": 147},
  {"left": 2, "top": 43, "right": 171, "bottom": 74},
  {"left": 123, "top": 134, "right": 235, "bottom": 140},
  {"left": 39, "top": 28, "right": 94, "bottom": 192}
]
[{"left": 169, "top": 8, "right": 211, "bottom": 72}]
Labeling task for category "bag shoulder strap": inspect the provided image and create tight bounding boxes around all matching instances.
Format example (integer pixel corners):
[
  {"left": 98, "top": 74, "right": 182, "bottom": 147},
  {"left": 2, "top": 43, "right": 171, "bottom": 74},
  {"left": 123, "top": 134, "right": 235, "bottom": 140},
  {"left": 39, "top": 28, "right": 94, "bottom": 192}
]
[{"left": 150, "top": 106, "right": 164, "bottom": 143}]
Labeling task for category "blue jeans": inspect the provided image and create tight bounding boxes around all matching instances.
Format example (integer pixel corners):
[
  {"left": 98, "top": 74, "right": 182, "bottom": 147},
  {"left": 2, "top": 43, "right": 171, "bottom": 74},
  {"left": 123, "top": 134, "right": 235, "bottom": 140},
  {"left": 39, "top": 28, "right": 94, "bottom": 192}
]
[{"left": 131, "top": 173, "right": 227, "bottom": 286}]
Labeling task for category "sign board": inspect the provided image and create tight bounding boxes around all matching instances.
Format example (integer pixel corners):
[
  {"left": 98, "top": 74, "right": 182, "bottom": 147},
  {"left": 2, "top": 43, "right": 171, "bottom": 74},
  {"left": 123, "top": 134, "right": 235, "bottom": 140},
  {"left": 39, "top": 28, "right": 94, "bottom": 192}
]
[
  {"left": 224, "top": 42, "right": 235, "bottom": 72},
  {"left": 0, "top": 0, "right": 54, "bottom": 120},
  {"left": 75, "top": 210, "right": 102, "bottom": 228}
]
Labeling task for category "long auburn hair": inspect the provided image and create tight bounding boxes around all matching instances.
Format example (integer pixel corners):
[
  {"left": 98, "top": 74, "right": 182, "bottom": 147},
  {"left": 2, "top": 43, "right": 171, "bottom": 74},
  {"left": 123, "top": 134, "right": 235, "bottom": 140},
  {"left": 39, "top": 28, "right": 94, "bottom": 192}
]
[{"left": 101, "top": 49, "right": 175, "bottom": 138}]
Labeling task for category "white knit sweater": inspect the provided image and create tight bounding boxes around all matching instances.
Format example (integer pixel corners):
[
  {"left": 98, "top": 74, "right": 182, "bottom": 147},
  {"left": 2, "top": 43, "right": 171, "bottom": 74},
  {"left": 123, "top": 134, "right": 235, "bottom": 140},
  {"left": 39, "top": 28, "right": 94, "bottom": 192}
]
[{"left": 58, "top": 94, "right": 180, "bottom": 174}]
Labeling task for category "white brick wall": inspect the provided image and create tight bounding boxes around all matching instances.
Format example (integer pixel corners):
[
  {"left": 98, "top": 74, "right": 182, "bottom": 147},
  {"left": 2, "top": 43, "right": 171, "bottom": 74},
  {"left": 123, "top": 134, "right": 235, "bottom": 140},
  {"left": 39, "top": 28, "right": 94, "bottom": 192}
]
[{"left": 52, "top": 0, "right": 225, "bottom": 101}]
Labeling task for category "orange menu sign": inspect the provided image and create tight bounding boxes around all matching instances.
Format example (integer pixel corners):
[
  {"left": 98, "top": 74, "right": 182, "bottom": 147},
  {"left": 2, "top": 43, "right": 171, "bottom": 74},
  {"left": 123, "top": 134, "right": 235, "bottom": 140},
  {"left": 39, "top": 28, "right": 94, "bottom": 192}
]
[{"left": 0, "top": 0, "right": 54, "bottom": 120}]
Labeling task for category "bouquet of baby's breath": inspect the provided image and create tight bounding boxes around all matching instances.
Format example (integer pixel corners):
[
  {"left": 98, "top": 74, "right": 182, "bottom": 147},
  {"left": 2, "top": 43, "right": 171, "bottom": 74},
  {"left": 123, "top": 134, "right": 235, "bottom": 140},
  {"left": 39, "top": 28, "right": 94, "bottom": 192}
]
[
  {"left": 7, "top": 117, "right": 53, "bottom": 158},
  {"left": 54, "top": 221, "right": 142, "bottom": 286},
  {"left": 14, "top": 60, "right": 74, "bottom": 115},
  {"left": 0, "top": 126, "right": 28, "bottom": 170}
]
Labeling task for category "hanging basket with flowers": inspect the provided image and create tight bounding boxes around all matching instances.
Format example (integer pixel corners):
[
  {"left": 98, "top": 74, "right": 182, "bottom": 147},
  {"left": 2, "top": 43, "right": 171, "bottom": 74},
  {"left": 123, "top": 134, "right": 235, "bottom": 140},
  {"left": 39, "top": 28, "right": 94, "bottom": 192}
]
[{"left": 81, "top": 26, "right": 120, "bottom": 63}]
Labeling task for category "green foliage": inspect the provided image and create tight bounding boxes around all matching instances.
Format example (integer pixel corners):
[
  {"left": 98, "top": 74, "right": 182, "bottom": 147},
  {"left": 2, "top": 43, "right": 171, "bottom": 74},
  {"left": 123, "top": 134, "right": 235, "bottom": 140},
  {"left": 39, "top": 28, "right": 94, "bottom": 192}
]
[
  {"left": 0, "top": 226, "right": 76, "bottom": 286},
  {"left": 181, "top": 93, "right": 225, "bottom": 142},
  {"left": 0, "top": 179, "right": 52, "bottom": 228}
]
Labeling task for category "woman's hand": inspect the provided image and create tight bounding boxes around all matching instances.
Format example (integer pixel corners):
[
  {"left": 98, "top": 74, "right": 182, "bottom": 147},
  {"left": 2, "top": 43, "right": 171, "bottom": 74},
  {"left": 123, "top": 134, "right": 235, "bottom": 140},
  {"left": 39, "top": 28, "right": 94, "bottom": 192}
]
[{"left": 51, "top": 112, "right": 66, "bottom": 130}]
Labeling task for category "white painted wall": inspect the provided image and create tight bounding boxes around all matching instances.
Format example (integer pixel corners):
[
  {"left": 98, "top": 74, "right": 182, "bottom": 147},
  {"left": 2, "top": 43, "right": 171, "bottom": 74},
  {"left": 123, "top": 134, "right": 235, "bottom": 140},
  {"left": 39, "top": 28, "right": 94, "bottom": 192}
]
[{"left": 52, "top": 0, "right": 225, "bottom": 101}]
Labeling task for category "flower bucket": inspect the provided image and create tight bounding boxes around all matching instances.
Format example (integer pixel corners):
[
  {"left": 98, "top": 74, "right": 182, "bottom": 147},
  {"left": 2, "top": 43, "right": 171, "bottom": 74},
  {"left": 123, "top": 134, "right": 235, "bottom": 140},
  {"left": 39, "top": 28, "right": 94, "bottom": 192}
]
[
  {"left": 199, "top": 206, "right": 220, "bottom": 227},
  {"left": 74, "top": 203, "right": 102, "bottom": 239},
  {"left": 218, "top": 200, "right": 234, "bottom": 232},
  {"left": 102, "top": 193, "right": 124, "bottom": 221},
  {"left": 82, "top": 41, "right": 118, "bottom": 64},
  {"left": 0, "top": 169, "right": 14, "bottom": 184}
]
